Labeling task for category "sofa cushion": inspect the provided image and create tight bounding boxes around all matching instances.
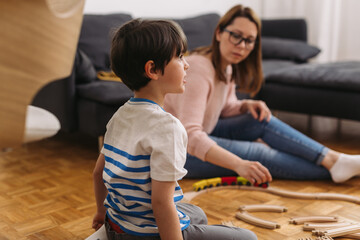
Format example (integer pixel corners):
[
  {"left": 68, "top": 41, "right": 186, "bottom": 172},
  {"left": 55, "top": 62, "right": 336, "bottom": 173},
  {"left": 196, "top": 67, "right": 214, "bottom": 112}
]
[
  {"left": 265, "top": 61, "right": 360, "bottom": 91},
  {"left": 262, "top": 37, "right": 321, "bottom": 63},
  {"left": 173, "top": 13, "right": 220, "bottom": 50},
  {"left": 262, "top": 59, "right": 297, "bottom": 77},
  {"left": 261, "top": 19, "right": 307, "bottom": 42},
  {"left": 77, "top": 80, "right": 133, "bottom": 106},
  {"left": 75, "top": 49, "right": 97, "bottom": 84},
  {"left": 78, "top": 13, "right": 133, "bottom": 71}
]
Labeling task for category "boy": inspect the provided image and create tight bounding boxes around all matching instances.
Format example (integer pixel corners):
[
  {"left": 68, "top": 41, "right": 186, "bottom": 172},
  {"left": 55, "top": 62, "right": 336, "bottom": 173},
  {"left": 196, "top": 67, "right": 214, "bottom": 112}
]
[{"left": 92, "top": 19, "right": 257, "bottom": 240}]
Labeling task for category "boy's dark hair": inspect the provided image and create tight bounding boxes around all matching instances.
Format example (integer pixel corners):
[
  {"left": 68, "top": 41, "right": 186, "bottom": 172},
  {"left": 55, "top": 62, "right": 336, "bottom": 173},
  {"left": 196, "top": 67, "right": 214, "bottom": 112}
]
[{"left": 111, "top": 19, "right": 188, "bottom": 91}]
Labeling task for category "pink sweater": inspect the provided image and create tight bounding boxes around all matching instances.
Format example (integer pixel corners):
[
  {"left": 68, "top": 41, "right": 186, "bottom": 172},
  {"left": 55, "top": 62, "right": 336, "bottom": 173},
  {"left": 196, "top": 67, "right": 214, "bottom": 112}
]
[{"left": 164, "top": 55, "right": 243, "bottom": 161}]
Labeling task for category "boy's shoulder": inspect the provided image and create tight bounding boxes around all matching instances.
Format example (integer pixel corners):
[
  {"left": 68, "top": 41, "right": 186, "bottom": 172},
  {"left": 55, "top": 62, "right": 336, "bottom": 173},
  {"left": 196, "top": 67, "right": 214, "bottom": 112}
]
[{"left": 115, "top": 99, "right": 179, "bottom": 126}]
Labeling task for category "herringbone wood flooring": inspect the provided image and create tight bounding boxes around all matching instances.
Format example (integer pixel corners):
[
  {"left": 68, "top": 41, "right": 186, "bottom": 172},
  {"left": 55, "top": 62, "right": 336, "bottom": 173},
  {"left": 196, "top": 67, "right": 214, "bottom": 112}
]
[{"left": 1, "top": 118, "right": 360, "bottom": 240}]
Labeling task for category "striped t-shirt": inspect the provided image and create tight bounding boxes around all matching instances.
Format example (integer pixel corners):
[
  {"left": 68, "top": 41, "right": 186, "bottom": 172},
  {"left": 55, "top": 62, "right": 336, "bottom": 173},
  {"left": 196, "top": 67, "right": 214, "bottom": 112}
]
[{"left": 101, "top": 98, "right": 189, "bottom": 236}]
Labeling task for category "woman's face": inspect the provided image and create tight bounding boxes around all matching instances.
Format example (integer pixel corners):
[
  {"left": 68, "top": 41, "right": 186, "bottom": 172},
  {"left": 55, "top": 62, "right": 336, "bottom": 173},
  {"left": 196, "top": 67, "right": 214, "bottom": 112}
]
[{"left": 216, "top": 17, "right": 258, "bottom": 69}]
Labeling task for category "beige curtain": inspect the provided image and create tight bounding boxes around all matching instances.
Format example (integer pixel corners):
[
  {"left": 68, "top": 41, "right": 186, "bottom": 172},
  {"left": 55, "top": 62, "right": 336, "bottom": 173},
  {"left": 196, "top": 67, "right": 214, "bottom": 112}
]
[{"left": 260, "top": 0, "right": 360, "bottom": 63}]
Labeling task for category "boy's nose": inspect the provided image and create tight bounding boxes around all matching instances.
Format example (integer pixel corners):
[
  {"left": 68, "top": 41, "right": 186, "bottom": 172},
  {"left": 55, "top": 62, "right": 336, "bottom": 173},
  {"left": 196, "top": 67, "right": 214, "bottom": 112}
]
[{"left": 184, "top": 59, "right": 190, "bottom": 70}]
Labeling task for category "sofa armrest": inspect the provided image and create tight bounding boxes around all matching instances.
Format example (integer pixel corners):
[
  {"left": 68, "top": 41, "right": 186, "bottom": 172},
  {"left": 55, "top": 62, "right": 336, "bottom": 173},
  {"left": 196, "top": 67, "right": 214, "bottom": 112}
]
[
  {"left": 32, "top": 71, "right": 77, "bottom": 132},
  {"left": 261, "top": 19, "right": 307, "bottom": 42}
]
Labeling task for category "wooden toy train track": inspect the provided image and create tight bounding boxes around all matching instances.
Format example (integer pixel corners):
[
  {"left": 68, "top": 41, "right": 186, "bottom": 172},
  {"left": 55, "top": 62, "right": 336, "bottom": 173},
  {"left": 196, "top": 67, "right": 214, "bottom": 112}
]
[{"left": 182, "top": 176, "right": 360, "bottom": 204}]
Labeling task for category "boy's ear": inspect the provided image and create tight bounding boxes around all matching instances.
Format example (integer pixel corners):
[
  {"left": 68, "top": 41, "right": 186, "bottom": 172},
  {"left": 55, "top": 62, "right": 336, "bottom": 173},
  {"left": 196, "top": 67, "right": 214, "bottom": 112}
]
[{"left": 144, "top": 60, "right": 159, "bottom": 80}]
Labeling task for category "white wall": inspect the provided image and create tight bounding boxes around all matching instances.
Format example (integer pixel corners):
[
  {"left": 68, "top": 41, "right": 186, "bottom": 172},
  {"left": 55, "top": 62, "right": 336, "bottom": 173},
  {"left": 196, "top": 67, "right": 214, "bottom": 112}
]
[
  {"left": 83, "top": 0, "right": 360, "bottom": 62},
  {"left": 83, "top": 0, "right": 262, "bottom": 18}
]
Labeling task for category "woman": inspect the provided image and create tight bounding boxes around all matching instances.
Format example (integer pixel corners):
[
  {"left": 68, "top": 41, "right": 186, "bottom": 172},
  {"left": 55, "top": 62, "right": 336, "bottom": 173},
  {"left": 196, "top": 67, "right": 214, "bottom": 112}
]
[{"left": 164, "top": 4, "right": 360, "bottom": 184}]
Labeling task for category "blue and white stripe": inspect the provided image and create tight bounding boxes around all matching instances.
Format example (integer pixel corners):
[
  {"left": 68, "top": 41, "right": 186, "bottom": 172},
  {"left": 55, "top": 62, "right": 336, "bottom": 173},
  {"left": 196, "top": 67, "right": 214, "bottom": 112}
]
[{"left": 102, "top": 98, "right": 190, "bottom": 236}]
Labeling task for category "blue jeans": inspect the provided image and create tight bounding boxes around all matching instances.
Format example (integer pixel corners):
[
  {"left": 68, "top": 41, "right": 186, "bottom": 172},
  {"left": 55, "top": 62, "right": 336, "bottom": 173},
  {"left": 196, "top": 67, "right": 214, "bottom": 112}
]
[{"left": 185, "top": 114, "right": 331, "bottom": 180}]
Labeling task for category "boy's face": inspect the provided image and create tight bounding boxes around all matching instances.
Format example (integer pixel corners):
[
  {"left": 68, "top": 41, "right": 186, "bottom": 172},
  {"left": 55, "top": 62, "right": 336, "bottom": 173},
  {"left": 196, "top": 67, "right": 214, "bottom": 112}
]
[{"left": 158, "top": 54, "right": 189, "bottom": 94}]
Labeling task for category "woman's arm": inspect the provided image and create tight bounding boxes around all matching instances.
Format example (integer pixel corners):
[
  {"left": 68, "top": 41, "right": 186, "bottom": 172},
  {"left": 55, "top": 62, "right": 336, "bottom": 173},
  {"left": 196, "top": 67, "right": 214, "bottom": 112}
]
[
  {"left": 92, "top": 153, "right": 108, "bottom": 230},
  {"left": 221, "top": 82, "right": 271, "bottom": 122},
  {"left": 239, "top": 99, "right": 272, "bottom": 122},
  {"left": 152, "top": 179, "right": 183, "bottom": 240},
  {"left": 205, "top": 144, "right": 272, "bottom": 184},
  {"left": 164, "top": 56, "right": 218, "bottom": 160}
]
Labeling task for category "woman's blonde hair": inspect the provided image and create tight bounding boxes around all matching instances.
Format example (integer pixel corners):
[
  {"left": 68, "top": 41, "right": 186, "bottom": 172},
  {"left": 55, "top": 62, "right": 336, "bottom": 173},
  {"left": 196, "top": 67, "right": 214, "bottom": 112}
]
[{"left": 193, "top": 5, "right": 263, "bottom": 96}]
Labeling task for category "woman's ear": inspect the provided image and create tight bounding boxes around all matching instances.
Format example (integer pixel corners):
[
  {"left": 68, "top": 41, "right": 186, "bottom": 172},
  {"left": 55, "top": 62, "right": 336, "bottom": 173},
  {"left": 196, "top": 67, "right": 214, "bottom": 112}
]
[
  {"left": 144, "top": 60, "right": 159, "bottom": 80},
  {"left": 215, "top": 28, "right": 221, "bottom": 42}
]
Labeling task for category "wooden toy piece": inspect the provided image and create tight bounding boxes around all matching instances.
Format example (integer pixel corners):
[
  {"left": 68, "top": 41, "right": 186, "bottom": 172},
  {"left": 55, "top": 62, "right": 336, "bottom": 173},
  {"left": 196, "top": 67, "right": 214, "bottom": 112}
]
[
  {"left": 313, "top": 224, "right": 360, "bottom": 237},
  {"left": 239, "top": 204, "right": 287, "bottom": 213},
  {"left": 303, "top": 221, "right": 353, "bottom": 231},
  {"left": 343, "top": 232, "right": 360, "bottom": 239},
  {"left": 266, "top": 187, "right": 360, "bottom": 204},
  {"left": 297, "top": 237, "right": 334, "bottom": 240},
  {"left": 182, "top": 185, "right": 360, "bottom": 205},
  {"left": 235, "top": 211, "right": 280, "bottom": 229},
  {"left": 316, "top": 237, "right": 334, "bottom": 240},
  {"left": 289, "top": 216, "right": 338, "bottom": 225},
  {"left": 192, "top": 176, "right": 262, "bottom": 192}
]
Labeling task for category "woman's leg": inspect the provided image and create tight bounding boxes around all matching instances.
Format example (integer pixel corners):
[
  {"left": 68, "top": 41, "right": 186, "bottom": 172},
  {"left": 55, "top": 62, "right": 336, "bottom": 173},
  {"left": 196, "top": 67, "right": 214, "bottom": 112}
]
[
  {"left": 185, "top": 136, "right": 330, "bottom": 180},
  {"left": 211, "top": 114, "right": 328, "bottom": 164},
  {"left": 210, "top": 113, "right": 360, "bottom": 182},
  {"left": 185, "top": 153, "right": 237, "bottom": 178}
]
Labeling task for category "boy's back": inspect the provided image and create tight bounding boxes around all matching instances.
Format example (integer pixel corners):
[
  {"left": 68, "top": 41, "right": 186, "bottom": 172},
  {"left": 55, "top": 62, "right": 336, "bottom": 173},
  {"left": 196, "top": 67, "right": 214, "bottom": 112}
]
[
  {"left": 92, "top": 17, "right": 257, "bottom": 240},
  {"left": 101, "top": 98, "right": 189, "bottom": 235}
]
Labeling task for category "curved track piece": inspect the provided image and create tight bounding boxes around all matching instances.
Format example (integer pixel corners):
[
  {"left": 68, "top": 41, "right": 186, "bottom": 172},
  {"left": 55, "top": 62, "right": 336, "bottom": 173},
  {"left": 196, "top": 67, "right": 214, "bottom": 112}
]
[
  {"left": 303, "top": 222, "right": 353, "bottom": 231},
  {"left": 182, "top": 185, "right": 360, "bottom": 205},
  {"left": 290, "top": 216, "right": 338, "bottom": 225},
  {"left": 266, "top": 187, "right": 360, "bottom": 204},
  {"left": 344, "top": 232, "right": 360, "bottom": 239},
  {"left": 298, "top": 237, "right": 334, "bottom": 240},
  {"left": 239, "top": 204, "right": 287, "bottom": 213},
  {"left": 235, "top": 211, "right": 280, "bottom": 229},
  {"left": 313, "top": 224, "right": 360, "bottom": 238}
]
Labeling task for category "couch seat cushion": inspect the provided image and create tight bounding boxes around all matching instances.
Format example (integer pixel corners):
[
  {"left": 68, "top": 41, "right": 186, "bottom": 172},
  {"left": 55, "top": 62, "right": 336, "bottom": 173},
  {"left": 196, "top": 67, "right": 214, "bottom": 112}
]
[
  {"left": 78, "top": 13, "right": 133, "bottom": 71},
  {"left": 77, "top": 81, "right": 133, "bottom": 106},
  {"left": 262, "top": 59, "right": 297, "bottom": 77},
  {"left": 265, "top": 61, "right": 360, "bottom": 91}
]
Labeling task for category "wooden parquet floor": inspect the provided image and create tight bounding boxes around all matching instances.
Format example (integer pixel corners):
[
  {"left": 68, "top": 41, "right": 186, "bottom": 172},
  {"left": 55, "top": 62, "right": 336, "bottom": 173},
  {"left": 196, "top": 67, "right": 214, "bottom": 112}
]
[{"left": 1, "top": 119, "right": 360, "bottom": 240}]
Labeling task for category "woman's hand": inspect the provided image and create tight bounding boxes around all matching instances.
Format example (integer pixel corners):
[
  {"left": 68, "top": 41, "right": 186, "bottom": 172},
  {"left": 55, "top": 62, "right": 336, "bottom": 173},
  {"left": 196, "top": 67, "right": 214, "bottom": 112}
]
[
  {"left": 240, "top": 100, "right": 271, "bottom": 122},
  {"left": 234, "top": 159, "right": 272, "bottom": 184},
  {"left": 205, "top": 145, "right": 272, "bottom": 184}
]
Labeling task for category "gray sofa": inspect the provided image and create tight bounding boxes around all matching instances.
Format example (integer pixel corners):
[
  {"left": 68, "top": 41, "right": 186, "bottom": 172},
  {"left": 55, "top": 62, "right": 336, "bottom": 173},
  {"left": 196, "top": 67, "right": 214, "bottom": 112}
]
[{"left": 32, "top": 12, "right": 358, "bottom": 140}]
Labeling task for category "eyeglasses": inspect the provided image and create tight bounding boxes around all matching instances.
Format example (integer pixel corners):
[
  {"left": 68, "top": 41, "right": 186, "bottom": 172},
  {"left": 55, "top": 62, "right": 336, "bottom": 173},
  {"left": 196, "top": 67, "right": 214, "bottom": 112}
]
[{"left": 223, "top": 29, "right": 256, "bottom": 50}]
